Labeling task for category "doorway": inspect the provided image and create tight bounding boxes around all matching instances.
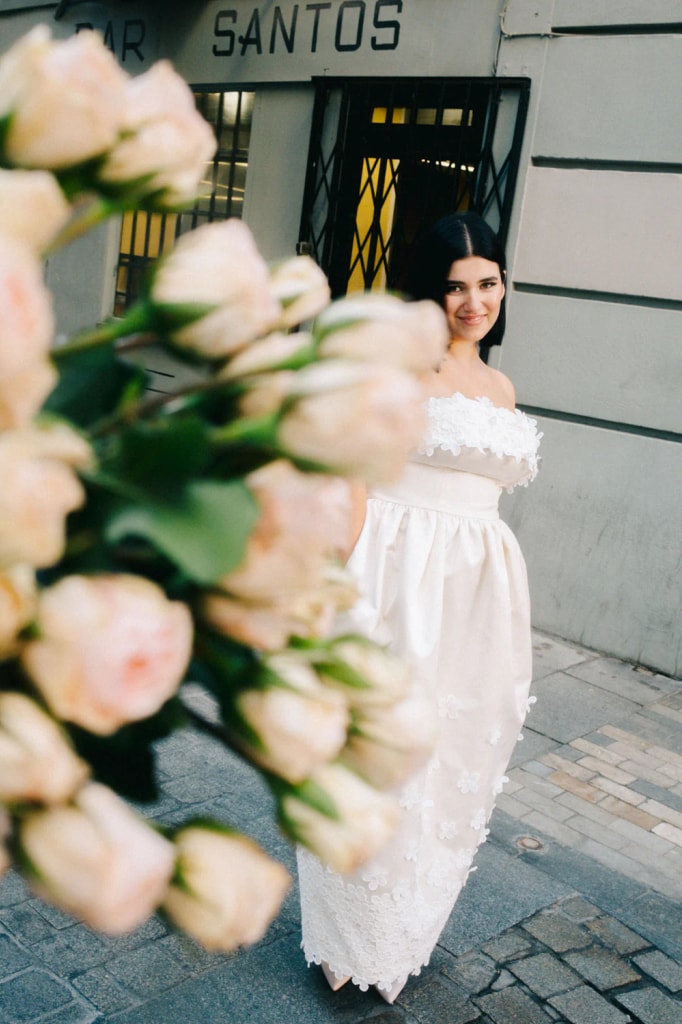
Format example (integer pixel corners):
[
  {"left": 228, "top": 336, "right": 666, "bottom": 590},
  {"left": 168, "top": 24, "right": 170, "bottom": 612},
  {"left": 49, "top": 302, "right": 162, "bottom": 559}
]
[{"left": 298, "top": 77, "right": 529, "bottom": 299}]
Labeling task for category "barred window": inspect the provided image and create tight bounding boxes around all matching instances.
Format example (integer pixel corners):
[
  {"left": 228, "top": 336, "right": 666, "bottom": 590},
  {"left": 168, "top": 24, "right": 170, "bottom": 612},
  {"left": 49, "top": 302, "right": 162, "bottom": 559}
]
[
  {"left": 299, "top": 78, "right": 529, "bottom": 299},
  {"left": 113, "top": 90, "right": 255, "bottom": 315}
]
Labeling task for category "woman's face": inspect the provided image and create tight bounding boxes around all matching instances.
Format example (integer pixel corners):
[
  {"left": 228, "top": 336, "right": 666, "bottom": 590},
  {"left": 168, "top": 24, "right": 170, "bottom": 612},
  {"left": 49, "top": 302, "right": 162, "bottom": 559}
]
[{"left": 443, "top": 256, "right": 505, "bottom": 344}]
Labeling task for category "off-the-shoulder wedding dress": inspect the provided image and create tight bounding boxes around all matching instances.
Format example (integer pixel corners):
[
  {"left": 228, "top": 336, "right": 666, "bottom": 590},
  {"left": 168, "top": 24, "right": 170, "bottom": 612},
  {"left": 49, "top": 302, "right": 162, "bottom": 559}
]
[{"left": 298, "top": 393, "right": 542, "bottom": 993}]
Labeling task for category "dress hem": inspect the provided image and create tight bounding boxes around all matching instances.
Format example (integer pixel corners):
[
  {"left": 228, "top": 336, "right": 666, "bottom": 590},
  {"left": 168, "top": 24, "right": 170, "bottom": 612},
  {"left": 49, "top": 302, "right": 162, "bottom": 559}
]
[{"left": 301, "top": 942, "right": 427, "bottom": 992}]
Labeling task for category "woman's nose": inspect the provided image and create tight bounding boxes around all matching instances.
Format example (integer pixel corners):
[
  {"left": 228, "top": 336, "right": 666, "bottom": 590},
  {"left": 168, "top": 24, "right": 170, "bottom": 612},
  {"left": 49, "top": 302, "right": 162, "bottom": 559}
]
[{"left": 462, "top": 289, "right": 484, "bottom": 311}]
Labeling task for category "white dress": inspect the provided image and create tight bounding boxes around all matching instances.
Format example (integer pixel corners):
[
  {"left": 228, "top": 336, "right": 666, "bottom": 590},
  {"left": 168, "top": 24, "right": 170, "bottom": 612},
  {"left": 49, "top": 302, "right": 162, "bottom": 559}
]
[{"left": 297, "top": 393, "right": 542, "bottom": 991}]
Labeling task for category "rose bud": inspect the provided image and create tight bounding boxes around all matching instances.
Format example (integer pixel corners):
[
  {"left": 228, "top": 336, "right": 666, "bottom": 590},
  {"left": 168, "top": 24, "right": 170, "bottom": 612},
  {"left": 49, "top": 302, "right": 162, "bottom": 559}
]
[
  {"left": 0, "top": 423, "right": 92, "bottom": 571},
  {"left": 21, "top": 574, "right": 193, "bottom": 736},
  {"left": 0, "top": 358, "right": 57, "bottom": 430},
  {"left": 242, "top": 361, "right": 425, "bottom": 483},
  {"left": 97, "top": 60, "right": 216, "bottom": 208},
  {"left": 232, "top": 652, "right": 350, "bottom": 783},
  {"left": 315, "top": 293, "right": 449, "bottom": 373},
  {"left": 150, "top": 219, "right": 281, "bottom": 359},
  {"left": 315, "top": 635, "right": 411, "bottom": 709},
  {"left": 0, "top": 564, "right": 36, "bottom": 659},
  {"left": 0, "top": 236, "right": 54, "bottom": 383},
  {"left": 222, "top": 331, "right": 314, "bottom": 379},
  {"left": 19, "top": 782, "right": 175, "bottom": 934},
  {"left": 0, "top": 692, "right": 89, "bottom": 804},
  {"left": 0, "top": 169, "right": 70, "bottom": 253},
  {"left": 164, "top": 823, "right": 290, "bottom": 951},
  {"left": 201, "top": 564, "right": 358, "bottom": 652},
  {"left": 276, "top": 762, "right": 400, "bottom": 874},
  {"left": 340, "top": 688, "right": 439, "bottom": 791},
  {"left": 269, "top": 256, "right": 331, "bottom": 329},
  {"left": 215, "top": 460, "right": 354, "bottom": 603},
  {"left": 0, "top": 25, "right": 128, "bottom": 169}
]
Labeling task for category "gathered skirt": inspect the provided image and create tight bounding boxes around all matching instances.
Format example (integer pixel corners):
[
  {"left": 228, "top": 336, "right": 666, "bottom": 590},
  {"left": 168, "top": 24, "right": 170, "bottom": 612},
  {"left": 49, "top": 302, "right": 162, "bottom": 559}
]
[{"left": 297, "top": 465, "right": 533, "bottom": 990}]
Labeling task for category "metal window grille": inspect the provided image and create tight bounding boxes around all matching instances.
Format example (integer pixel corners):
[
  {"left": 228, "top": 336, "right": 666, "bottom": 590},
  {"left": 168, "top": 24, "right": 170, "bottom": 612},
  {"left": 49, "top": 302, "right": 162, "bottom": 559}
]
[
  {"left": 113, "top": 90, "right": 255, "bottom": 315},
  {"left": 299, "top": 77, "right": 530, "bottom": 298}
]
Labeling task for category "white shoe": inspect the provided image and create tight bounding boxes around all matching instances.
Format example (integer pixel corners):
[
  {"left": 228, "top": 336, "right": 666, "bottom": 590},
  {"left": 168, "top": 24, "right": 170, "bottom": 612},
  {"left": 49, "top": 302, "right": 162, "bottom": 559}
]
[
  {"left": 375, "top": 978, "right": 407, "bottom": 1004},
  {"left": 321, "top": 961, "right": 350, "bottom": 991}
]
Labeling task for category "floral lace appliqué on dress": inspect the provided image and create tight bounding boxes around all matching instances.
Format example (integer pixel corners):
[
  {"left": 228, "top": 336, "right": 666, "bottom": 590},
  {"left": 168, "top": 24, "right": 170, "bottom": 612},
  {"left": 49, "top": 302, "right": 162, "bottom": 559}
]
[{"left": 418, "top": 393, "right": 541, "bottom": 480}]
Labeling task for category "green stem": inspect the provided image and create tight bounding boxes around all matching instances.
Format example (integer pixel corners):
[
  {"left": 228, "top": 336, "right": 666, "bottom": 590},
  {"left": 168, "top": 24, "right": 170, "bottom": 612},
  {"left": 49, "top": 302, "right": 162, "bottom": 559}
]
[
  {"left": 89, "top": 375, "right": 244, "bottom": 438},
  {"left": 210, "top": 412, "right": 280, "bottom": 448},
  {"left": 53, "top": 303, "right": 152, "bottom": 359},
  {"left": 43, "top": 196, "right": 121, "bottom": 256}
]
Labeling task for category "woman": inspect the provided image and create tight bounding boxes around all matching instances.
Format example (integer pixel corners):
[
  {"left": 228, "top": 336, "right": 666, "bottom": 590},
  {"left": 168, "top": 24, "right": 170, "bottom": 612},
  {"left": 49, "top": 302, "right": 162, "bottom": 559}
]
[{"left": 297, "top": 211, "right": 541, "bottom": 1003}]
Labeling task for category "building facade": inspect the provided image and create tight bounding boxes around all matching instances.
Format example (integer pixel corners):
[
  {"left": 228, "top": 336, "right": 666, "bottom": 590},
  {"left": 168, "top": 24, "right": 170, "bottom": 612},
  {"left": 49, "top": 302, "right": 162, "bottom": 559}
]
[{"left": 2, "top": 0, "right": 681, "bottom": 676}]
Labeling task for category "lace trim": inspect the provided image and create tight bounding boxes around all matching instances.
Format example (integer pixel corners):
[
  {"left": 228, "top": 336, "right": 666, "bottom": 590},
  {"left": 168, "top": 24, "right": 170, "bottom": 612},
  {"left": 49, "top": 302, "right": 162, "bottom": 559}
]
[
  {"left": 297, "top": 847, "right": 458, "bottom": 990},
  {"left": 417, "top": 393, "right": 542, "bottom": 479}
]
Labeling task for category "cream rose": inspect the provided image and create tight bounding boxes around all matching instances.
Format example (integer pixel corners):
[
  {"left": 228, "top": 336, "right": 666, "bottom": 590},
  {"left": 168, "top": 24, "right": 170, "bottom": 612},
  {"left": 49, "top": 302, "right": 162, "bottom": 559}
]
[
  {"left": 151, "top": 220, "right": 281, "bottom": 358},
  {"left": 0, "top": 237, "right": 54, "bottom": 383},
  {"left": 278, "top": 762, "right": 400, "bottom": 873},
  {"left": 0, "top": 564, "right": 36, "bottom": 658},
  {"left": 0, "top": 423, "right": 92, "bottom": 571},
  {"left": 234, "top": 652, "right": 350, "bottom": 783},
  {"left": 19, "top": 782, "right": 175, "bottom": 934},
  {"left": 275, "top": 360, "right": 425, "bottom": 482},
  {"left": 0, "top": 692, "right": 89, "bottom": 804},
  {"left": 222, "top": 332, "right": 313, "bottom": 379},
  {"left": 98, "top": 61, "right": 216, "bottom": 207},
  {"left": 315, "top": 293, "right": 449, "bottom": 373},
  {"left": 202, "top": 564, "right": 357, "bottom": 651},
  {"left": 269, "top": 256, "right": 331, "bottom": 329},
  {"left": 164, "top": 825, "right": 290, "bottom": 951},
  {"left": 341, "top": 688, "right": 439, "bottom": 791},
  {"left": 0, "top": 358, "right": 57, "bottom": 430},
  {"left": 0, "top": 169, "right": 70, "bottom": 252},
  {"left": 238, "top": 369, "right": 298, "bottom": 419},
  {"left": 317, "top": 636, "right": 411, "bottom": 708},
  {"left": 0, "top": 26, "right": 128, "bottom": 169},
  {"left": 216, "top": 460, "right": 354, "bottom": 602},
  {"left": 21, "top": 574, "right": 193, "bottom": 735}
]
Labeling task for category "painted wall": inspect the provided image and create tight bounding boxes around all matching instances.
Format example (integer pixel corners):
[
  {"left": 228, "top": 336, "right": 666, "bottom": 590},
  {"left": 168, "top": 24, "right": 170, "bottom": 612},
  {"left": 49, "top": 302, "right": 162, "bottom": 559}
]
[
  {"left": 241, "top": 86, "right": 314, "bottom": 260},
  {"left": 496, "top": 0, "right": 682, "bottom": 676}
]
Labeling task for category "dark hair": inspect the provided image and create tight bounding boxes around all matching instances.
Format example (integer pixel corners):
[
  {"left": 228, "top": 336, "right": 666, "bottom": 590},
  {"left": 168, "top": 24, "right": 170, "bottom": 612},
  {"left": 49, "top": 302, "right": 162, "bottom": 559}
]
[{"left": 408, "top": 211, "right": 507, "bottom": 348}]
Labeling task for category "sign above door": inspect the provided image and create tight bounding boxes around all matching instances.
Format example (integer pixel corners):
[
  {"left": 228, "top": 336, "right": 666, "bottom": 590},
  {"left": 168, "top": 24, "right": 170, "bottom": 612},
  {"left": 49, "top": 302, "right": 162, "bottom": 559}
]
[{"left": 161, "top": 0, "right": 504, "bottom": 84}]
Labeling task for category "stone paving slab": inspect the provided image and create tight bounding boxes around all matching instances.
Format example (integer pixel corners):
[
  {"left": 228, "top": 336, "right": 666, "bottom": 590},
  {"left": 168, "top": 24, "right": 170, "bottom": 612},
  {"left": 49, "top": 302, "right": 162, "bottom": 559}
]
[
  {"left": 526, "top": 672, "right": 643, "bottom": 744},
  {"left": 504, "top": 633, "right": 682, "bottom": 905}
]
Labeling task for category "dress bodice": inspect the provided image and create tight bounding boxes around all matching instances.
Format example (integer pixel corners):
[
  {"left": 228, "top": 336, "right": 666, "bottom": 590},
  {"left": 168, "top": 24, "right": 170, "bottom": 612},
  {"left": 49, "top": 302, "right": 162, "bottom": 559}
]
[{"left": 410, "top": 393, "right": 542, "bottom": 491}]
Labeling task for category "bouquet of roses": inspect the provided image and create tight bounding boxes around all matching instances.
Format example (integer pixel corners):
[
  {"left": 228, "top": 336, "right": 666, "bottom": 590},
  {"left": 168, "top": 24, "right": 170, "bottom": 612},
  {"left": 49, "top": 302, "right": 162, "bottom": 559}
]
[{"left": 0, "top": 25, "right": 449, "bottom": 952}]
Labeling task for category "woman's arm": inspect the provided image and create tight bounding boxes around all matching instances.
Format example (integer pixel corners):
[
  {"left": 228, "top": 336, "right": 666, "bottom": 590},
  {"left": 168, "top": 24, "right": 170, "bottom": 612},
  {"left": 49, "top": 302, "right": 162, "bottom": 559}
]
[{"left": 343, "top": 478, "right": 367, "bottom": 562}]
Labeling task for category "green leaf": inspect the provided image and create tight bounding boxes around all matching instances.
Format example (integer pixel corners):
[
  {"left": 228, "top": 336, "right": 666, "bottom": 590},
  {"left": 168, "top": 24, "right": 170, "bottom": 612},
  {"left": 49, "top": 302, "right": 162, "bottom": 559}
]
[
  {"left": 106, "top": 478, "right": 258, "bottom": 584},
  {"left": 0, "top": 114, "right": 12, "bottom": 167},
  {"left": 113, "top": 416, "right": 212, "bottom": 492},
  {"left": 45, "top": 345, "right": 146, "bottom": 428}
]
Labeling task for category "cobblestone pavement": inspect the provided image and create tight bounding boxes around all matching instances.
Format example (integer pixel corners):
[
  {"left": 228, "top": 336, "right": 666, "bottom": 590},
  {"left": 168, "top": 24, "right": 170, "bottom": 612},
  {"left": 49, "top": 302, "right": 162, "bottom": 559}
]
[{"left": 0, "top": 630, "right": 680, "bottom": 1024}]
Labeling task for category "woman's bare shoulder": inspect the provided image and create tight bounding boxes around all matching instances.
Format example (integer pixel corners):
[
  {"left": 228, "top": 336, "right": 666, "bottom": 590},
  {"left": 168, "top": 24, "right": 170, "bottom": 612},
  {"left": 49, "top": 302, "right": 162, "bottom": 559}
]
[{"left": 485, "top": 366, "right": 516, "bottom": 409}]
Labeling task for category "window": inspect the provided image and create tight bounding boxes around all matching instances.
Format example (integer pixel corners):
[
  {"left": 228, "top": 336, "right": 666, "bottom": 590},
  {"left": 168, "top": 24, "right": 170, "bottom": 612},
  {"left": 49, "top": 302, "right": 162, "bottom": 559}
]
[{"left": 113, "top": 90, "right": 255, "bottom": 315}]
